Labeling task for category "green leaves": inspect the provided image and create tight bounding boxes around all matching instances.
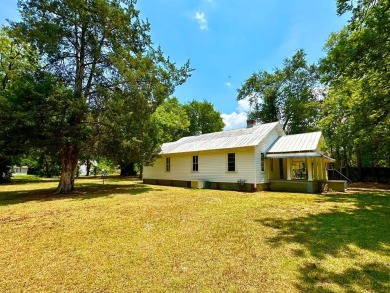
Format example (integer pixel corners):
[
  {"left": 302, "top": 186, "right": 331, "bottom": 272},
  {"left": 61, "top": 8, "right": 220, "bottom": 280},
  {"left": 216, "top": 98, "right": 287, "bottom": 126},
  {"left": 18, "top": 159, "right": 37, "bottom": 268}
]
[
  {"left": 183, "top": 100, "right": 225, "bottom": 135},
  {"left": 319, "top": 0, "right": 390, "bottom": 171},
  {"left": 238, "top": 49, "right": 321, "bottom": 134},
  {"left": 4, "top": 0, "right": 192, "bottom": 189},
  {"left": 152, "top": 97, "right": 190, "bottom": 143}
]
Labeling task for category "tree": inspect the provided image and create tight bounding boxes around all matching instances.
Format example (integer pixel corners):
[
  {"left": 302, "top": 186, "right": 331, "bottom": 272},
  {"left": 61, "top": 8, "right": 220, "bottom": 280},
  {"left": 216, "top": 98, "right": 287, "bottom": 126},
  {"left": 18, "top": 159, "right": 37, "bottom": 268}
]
[
  {"left": 184, "top": 100, "right": 225, "bottom": 135},
  {"left": 0, "top": 28, "right": 37, "bottom": 182},
  {"left": 4, "top": 70, "right": 79, "bottom": 171},
  {"left": 98, "top": 86, "right": 161, "bottom": 176},
  {"left": 0, "top": 28, "right": 37, "bottom": 89},
  {"left": 18, "top": 152, "right": 61, "bottom": 178},
  {"left": 320, "top": 1, "right": 389, "bottom": 130},
  {"left": 238, "top": 49, "right": 321, "bottom": 134},
  {"left": 11, "top": 0, "right": 191, "bottom": 193},
  {"left": 153, "top": 97, "right": 190, "bottom": 142},
  {"left": 319, "top": 0, "right": 390, "bottom": 173},
  {"left": 99, "top": 97, "right": 189, "bottom": 177}
]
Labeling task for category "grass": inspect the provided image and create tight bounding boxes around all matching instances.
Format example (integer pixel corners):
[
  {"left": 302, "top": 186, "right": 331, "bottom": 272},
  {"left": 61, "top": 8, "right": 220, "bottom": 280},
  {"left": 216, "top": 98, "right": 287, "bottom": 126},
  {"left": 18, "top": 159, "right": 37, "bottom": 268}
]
[{"left": 0, "top": 177, "right": 389, "bottom": 292}]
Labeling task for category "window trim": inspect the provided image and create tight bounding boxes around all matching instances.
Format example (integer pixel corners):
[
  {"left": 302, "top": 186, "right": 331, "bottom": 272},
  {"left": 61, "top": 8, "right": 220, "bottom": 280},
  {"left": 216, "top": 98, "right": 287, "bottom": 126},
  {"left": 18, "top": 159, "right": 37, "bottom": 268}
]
[{"left": 227, "top": 152, "right": 236, "bottom": 172}]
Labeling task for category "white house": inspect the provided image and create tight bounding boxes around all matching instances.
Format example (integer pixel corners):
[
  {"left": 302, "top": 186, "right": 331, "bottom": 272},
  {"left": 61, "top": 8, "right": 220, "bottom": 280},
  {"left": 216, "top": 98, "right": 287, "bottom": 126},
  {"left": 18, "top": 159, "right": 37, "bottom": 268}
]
[
  {"left": 79, "top": 160, "right": 98, "bottom": 176},
  {"left": 12, "top": 165, "right": 29, "bottom": 175},
  {"left": 143, "top": 121, "right": 345, "bottom": 193}
]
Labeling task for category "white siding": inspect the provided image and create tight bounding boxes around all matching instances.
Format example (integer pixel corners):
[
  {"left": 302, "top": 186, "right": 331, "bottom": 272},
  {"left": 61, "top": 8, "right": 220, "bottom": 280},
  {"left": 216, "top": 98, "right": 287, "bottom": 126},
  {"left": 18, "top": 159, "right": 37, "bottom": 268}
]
[
  {"left": 254, "top": 145, "right": 263, "bottom": 182},
  {"left": 255, "top": 127, "right": 283, "bottom": 182},
  {"left": 144, "top": 147, "right": 256, "bottom": 183}
]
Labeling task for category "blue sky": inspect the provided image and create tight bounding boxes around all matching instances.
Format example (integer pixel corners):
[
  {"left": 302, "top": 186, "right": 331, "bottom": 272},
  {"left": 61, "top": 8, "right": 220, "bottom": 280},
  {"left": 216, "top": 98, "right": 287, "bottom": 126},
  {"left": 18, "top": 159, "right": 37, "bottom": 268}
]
[{"left": 0, "top": 0, "right": 349, "bottom": 130}]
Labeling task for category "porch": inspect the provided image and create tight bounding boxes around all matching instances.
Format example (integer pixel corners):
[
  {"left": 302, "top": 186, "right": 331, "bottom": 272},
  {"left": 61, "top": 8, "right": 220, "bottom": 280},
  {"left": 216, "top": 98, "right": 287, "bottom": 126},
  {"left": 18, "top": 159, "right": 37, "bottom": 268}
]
[
  {"left": 265, "top": 155, "right": 346, "bottom": 193},
  {"left": 268, "top": 179, "right": 320, "bottom": 193}
]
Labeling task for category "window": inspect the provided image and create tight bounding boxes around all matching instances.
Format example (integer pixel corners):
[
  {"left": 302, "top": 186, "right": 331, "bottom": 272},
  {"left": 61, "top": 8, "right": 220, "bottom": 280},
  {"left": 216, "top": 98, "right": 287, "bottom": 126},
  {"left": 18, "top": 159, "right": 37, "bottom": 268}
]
[
  {"left": 192, "top": 155, "right": 198, "bottom": 171},
  {"left": 228, "top": 153, "right": 235, "bottom": 172},
  {"left": 165, "top": 157, "right": 170, "bottom": 172},
  {"left": 261, "top": 153, "right": 265, "bottom": 172}
]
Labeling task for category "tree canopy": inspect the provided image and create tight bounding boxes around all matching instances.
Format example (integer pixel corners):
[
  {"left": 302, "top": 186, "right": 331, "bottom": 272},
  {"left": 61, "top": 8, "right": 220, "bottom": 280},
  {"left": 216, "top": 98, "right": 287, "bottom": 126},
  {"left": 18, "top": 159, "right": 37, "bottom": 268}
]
[
  {"left": 184, "top": 100, "right": 225, "bottom": 135},
  {"left": 237, "top": 49, "right": 321, "bottom": 134},
  {"left": 153, "top": 97, "right": 190, "bottom": 143},
  {"left": 0, "top": 28, "right": 39, "bottom": 181},
  {"left": 1, "top": 0, "right": 389, "bottom": 186},
  {"left": 3, "top": 0, "right": 191, "bottom": 192},
  {"left": 319, "top": 0, "right": 390, "bottom": 175}
]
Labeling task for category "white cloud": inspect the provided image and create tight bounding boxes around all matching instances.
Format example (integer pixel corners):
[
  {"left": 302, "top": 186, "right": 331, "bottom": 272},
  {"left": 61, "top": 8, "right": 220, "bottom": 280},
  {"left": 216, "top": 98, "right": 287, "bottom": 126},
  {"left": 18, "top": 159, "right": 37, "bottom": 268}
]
[
  {"left": 225, "top": 81, "right": 231, "bottom": 88},
  {"left": 237, "top": 98, "right": 251, "bottom": 112},
  {"left": 221, "top": 112, "right": 247, "bottom": 131},
  {"left": 221, "top": 98, "right": 251, "bottom": 131},
  {"left": 194, "top": 11, "right": 208, "bottom": 30}
]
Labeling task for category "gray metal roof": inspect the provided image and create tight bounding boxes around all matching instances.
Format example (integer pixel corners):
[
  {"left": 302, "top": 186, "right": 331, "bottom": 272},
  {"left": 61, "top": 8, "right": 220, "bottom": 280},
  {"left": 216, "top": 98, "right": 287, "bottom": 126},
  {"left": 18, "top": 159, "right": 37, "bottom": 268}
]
[
  {"left": 267, "top": 131, "right": 322, "bottom": 153},
  {"left": 161, "top": 121, "right": 281, "bottom": 154}
]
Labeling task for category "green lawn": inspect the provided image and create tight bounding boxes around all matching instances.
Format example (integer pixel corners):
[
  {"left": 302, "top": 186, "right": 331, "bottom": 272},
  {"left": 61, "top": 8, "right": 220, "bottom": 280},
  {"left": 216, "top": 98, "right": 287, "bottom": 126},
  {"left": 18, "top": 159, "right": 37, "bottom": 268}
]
[{"left": 0, "top": 177, "right": 389, "bottom": 292}]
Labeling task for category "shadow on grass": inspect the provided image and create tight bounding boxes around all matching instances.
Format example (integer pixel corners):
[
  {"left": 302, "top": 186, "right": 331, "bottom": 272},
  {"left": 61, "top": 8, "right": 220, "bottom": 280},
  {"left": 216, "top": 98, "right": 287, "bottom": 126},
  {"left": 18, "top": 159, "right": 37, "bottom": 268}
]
[
  {"left": 5, "top": 178, "right": 60, "bottom": 185},
  {"left": 5, "top": 175, "right": 139, "bottom": 185},
  {"left": 0, "top": 182, "right": 156, "bottom": 206},
  {"left": 258, "top": 192, "right": 390, "bottom": 292}
]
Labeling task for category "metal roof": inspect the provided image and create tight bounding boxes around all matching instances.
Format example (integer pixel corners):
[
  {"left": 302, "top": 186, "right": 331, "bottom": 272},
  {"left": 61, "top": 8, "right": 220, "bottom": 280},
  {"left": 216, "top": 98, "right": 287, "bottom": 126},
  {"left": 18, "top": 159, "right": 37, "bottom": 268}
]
[
  {"left": 161, "top": 121, "right": 281, "bottom": 154},
  {"left": 267, "top": 131, "right": 322, "bottom": 153}
]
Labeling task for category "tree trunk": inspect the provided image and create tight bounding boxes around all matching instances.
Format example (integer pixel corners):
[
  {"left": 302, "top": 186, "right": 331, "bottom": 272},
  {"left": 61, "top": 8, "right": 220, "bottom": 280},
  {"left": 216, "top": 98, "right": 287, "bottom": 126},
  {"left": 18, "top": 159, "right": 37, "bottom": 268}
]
[
  {"left": 138, "top": 164, "right": 143, "bottom": 180},
  {"left": 55, "top": 146, "right": 79, "bottom": 194},
  {"left": 356, "top": 148, "right": 363, "bottom": 182},
  {"left": 344, "top": 149, "right": 350, "bottom": 178},
  {"left": 44, "top": 158, "right": 51, "bottom": 178},
  {"left": 86, "top": 159, "right": 91, "bottom": 176}
]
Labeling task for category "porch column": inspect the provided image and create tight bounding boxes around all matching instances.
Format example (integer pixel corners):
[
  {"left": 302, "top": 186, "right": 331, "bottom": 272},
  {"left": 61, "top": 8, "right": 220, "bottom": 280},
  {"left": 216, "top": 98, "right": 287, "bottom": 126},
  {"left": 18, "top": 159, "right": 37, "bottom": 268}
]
[
  {"left": 319, "top": 158, "right": 323, "bottom": 180},
  {"left": 287, "top": 158, "right": 291, "bottom": 180},
  {"left": 321, "top": 158, "right": 327, "bottom": 180},
  {"left": 307, "top": 158, "right": 313, "bottom": 181}
]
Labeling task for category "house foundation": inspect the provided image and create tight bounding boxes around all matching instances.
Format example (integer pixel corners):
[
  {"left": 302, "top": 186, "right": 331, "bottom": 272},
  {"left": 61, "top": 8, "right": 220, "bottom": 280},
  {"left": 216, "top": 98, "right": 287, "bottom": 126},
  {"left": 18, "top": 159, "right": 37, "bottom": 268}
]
[{"left": 143, "top": 178, "right": 347, "bottom": 193}]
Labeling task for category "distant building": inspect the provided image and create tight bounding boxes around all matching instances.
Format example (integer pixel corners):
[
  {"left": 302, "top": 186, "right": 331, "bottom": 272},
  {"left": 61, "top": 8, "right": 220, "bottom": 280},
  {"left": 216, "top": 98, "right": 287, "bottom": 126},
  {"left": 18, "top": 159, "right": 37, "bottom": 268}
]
[
  {"left": 79, "top": 160, "right": 98, "bottom": 176},
  {"left": 12, "top": 165, "right": 29, "bottom": 175}
]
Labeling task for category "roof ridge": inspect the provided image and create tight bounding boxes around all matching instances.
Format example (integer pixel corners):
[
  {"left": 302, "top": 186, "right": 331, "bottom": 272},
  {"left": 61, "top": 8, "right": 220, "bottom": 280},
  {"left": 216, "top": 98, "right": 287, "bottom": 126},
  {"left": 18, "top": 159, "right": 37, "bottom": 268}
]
[
  {"left": 177, "top": 121, "right": 280, "bottom": 141},
  {"left": 284, "top": 131, "right": 322, "bottom": 137}
]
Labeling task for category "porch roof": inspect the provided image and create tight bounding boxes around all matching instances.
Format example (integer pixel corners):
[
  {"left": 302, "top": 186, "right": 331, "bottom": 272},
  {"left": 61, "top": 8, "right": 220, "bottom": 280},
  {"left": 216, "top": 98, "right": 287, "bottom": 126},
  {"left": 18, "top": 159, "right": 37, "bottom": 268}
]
[{"left": 267, "top": 131, "right": 322, "bottom": 153}]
